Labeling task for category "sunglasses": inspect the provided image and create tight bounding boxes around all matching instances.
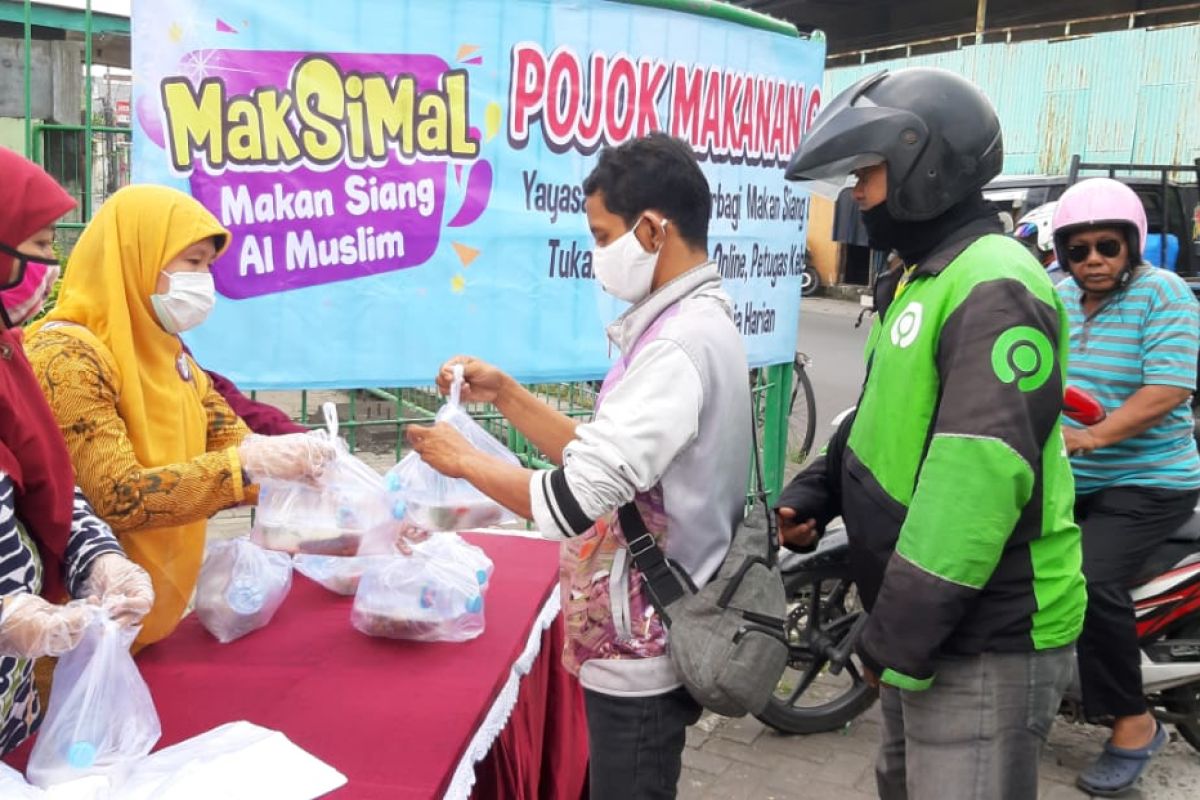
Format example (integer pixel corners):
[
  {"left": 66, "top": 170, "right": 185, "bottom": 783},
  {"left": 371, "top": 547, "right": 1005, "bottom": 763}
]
[{"left": 1066, "top": 239, "right": 1123, "bottom": 264}]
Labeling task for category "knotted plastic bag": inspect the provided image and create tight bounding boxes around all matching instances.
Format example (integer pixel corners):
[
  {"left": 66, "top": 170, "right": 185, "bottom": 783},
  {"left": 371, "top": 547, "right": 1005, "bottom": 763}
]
[
  {"left": 387, "top": 366, "right": 519, "bottom": 532},
  {"left": 351, "top": 546, "right": 488, "bottom": 643},
  {"left": 195, "top": 537, "right": 293, "bottom": 643},
  {"left": 27, "top": 610, "right": 161, "bottom": 789},
  {"left": 253, "top": 403, "right": 392, "bottom": 556}
]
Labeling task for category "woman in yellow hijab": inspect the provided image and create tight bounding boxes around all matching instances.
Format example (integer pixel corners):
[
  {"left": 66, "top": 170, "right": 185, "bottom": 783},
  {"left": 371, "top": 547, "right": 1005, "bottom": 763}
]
[{"left": 26, "top": 186, "right": 331, "bottom": 647}]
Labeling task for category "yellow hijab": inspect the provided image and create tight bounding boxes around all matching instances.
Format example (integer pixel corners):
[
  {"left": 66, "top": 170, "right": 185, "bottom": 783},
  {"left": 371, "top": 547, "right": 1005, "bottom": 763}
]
[{"left": 30, "top": 185, "right": 231, "bottom": 645}]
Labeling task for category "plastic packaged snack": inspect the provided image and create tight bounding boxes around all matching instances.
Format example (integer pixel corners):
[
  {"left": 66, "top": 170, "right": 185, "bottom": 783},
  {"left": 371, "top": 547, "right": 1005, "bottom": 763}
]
[
  {"left": 387, "top": 367, "right": 519, "bottom": 532},
  {"left": 26, "top": 610, "right": 160, "bottom": 788},
  {"left": 194, "top": 537, "right": 293, "bottom": 643},
  {"left": 351, "top": 551, "right": 486, "bottom": 642},
  {"left": 252, "top": 403, "right": 391, "bottom": 555}
]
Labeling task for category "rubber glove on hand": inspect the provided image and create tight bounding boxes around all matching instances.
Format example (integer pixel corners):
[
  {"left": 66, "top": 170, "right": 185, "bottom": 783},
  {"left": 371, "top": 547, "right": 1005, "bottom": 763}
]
[
  {"left": 0, "top": 594, "right": 94, "bottom": 658},
  {"left": 239, "top": 432, "right": 338, "bottom": 483},
  {"left": 81, "top": 553, "right": 154, "bottom": 627}
]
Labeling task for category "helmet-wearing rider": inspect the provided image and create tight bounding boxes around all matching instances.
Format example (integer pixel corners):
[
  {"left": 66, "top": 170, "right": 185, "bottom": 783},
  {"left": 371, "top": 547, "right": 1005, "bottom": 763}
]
[
  {"left": 787, "top": 68, "right": 1004, "bottom": 267},
  {"left": 1013, "top": 201, "right": 1062, "bottom": 277},
  {"left": 1052, "top": 177, "right": 1147, "bottom": 293},
  {"left": 1051, "top": 176, "right": 1200, "bottom": 796},
  {"left": 777, "top": 67, "right": 1085, "bottom": 800}
]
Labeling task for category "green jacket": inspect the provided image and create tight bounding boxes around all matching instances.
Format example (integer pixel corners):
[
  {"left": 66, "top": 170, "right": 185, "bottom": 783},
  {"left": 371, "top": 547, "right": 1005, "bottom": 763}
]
[{"left": 841, "top": 221, "right": 1085, "bottom": 690}]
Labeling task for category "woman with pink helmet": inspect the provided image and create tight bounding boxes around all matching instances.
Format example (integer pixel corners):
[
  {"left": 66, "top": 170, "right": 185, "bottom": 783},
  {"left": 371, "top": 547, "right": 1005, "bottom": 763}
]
[{"left": 1054, "top": 177, "right": 1200, "bottom": 796}]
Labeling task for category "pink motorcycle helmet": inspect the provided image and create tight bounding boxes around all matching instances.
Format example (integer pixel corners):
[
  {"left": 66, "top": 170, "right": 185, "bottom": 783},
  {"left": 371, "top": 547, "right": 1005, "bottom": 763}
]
[{"left": 1051, "top": 178, "right": 1147, "bottom": 284}]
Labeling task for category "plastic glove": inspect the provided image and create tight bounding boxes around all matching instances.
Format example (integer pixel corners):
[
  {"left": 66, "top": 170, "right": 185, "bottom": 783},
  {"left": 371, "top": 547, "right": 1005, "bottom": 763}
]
[
  {"left": 80, "top": 553, "right": 155, "bottom": 627},
  {"left": 0, "top": 594, "right": 94, "bottom": 658},
  {"left": 238, "top": 432, "right": 337, "bottom": 484}
]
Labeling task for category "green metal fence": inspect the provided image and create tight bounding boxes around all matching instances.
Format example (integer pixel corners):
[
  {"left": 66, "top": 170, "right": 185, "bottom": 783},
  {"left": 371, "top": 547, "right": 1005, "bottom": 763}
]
[{"left": 33, "top": 123, "right": 132, "bottom": 243}]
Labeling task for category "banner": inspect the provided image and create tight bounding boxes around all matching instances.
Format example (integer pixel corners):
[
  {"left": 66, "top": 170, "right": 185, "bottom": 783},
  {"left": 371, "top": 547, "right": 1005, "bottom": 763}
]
[{"left": 132, "top": 0, "right": 826, "bottom": 387}]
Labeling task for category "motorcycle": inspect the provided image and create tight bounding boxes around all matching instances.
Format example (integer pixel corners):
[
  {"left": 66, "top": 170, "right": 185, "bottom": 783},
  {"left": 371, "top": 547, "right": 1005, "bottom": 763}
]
[
  {"left": 800, "top": 259, "right": 821, "bottom": 298},
  {"left": 756, "top": 390, "right": 1200, "bottom": 752}
]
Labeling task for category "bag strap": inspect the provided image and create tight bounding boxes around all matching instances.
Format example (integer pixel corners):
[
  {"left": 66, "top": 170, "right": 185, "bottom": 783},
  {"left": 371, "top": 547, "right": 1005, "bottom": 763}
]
[
  {"left": 322, "top": 401, "right": 340, "bottom": 437},
  {"left": 619, "top": 386, "right": 776, "bottom": 623},
  {"left": 617, "top": 503, "right": 687, "bottom": 623}
]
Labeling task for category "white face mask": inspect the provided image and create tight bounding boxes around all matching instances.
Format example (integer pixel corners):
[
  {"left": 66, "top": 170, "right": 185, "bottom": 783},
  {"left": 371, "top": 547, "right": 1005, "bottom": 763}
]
[
  {"left": 151, "top": 271, "right": 216, "bottom": 334},
  {"left": 592, "top": 215, "right": 668, "bottom": 304}
]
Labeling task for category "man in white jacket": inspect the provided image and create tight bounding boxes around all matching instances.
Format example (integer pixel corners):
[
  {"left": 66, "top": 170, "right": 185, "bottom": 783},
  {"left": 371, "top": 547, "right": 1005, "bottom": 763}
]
[{"left": 408, "top": 132, "right": 751, "bottom": 800}]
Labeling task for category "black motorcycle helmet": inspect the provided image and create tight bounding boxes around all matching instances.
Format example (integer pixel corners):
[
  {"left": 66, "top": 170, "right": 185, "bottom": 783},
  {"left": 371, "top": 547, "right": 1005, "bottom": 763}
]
[{"left": 785, "top": 68, "right": 1004, "bottom": 222}]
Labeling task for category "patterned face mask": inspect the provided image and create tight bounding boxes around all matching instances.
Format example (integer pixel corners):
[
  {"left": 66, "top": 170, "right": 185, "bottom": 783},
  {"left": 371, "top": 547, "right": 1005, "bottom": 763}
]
[{"left": 0, "top": 242, "right": 60, "bottom": 327}]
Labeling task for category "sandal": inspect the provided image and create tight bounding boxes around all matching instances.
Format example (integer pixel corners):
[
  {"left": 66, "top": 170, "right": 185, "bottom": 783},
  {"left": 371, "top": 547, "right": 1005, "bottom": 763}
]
[{"left": 1076, "top": 721, "right": 1167, "bottom": 797}]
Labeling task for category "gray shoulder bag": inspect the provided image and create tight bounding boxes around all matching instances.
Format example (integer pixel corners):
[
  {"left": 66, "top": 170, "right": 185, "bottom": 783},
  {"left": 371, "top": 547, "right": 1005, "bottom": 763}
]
[{"left": 617, "top": 406, "right": 789, "bottom": 717}]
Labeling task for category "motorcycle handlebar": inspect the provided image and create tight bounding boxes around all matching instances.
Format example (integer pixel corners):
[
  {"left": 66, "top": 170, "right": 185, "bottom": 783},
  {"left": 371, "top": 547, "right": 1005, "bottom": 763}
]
[{"left": 1064, "top": 386, "right": 1106, "bottom": 426}]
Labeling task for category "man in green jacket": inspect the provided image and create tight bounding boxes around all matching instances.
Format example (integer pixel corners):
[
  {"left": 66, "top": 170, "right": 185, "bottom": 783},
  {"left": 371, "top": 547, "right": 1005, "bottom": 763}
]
[{"left": 779, "top": 67, "right": 1086, "bottom": 799}]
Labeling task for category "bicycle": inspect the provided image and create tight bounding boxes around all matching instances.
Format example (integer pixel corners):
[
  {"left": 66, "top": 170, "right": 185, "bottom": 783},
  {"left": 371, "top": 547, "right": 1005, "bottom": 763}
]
[{"left": 751, "top": 352, "right": 818, "bottom": 472}]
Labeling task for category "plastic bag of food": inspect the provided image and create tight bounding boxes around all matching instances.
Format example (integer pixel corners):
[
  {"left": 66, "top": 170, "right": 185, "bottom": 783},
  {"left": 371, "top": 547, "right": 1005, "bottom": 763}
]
[
  {"left": 386, "top": 367, "right": 519, "bottom": 532},
  {"left": 252, "top": 404, "right": 391, "bottom": 556},
  {"left": 195, "top": 537, "right": 293, "bottom": 643},
  {"left": 293, "top": 513, "right": 432, "bottom": 596},
  {"left": 351, "top": 551, "right": 486, "bottom": 643},
  {"left": 409, "top": 532, "right": 494, "bottom": 590},
  {"left": 26, "top": 610, "right": 161, "bottom": 788},
  {"left": 292, "top": 554, "right": 383, "bottom": 596}
]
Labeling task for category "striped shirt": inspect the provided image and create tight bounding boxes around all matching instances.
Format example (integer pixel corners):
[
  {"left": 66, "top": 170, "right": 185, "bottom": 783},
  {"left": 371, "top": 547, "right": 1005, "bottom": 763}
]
[
  {"left": 0, "top": 474, "right": 124, "bottom": 754},
  {"left": 1057, "top": 266, "right": 1200, "bottom": 492}
]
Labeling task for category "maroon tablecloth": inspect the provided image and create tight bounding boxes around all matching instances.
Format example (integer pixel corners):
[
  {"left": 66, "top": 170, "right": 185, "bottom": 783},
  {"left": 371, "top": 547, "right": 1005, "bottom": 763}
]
[{"left": 5, "top": 533, "right": 589, "bottom": 799}]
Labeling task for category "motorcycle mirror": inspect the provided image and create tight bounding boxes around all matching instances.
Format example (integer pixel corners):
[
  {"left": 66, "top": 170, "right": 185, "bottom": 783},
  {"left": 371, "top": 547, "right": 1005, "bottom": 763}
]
[
  {"left": 1063, "top": 386, "right": 1106, "bottom": 426},
  {"left": 831, "top": 407, "right": 856, "bottom": 428}
]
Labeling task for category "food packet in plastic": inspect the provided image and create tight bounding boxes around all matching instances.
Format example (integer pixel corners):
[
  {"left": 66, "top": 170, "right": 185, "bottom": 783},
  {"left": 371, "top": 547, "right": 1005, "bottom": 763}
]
[
  {"left": 252, "top": 403, "right": 391, "bottom": 556},
  {"left": 409, "top": 532, "right": 494, "bottom": 591},
  {"left": 292, "top": 553, "right": 382, "bottom": 596},
  {"left": 293, "top": 515, "right": 431, "bottom": 595},
  {"left": 351, "top": 550, "right": 486, "bottom": 643},
  {"left": 386, "top": 367, "right": 520, "bottom": 532},
  {"left": 27, "top": 610, "right": 161, "bottom": 789},
  {"left": 195, "top": 537, "right": 293, "bottom": 644}
]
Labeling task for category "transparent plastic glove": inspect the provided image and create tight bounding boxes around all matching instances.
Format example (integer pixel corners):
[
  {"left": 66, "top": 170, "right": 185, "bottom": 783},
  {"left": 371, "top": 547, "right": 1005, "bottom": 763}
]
[
  {"left": 80, "top": 553, "right": 155, "bottom": 627},
  {"left": 0, "top": 594, "right": 94, "bottom": 658},
  {"left": 238, "top": 432, "right": 337, "bottom": 484}
]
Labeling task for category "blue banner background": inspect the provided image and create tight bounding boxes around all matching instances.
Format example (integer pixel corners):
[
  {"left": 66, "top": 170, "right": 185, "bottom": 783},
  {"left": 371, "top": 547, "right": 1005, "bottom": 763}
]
[{"left": 132, "top": 0, "right": 826, "bottom": 388}]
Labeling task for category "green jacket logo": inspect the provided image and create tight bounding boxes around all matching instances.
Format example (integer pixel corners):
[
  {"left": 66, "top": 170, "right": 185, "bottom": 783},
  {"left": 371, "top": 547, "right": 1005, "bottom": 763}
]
[
  {"left": 992, "top": 326, "right": 1054, "bottom": 391},
  {"left": 890, "top": 302, "right": 923, "bottom": 348}
]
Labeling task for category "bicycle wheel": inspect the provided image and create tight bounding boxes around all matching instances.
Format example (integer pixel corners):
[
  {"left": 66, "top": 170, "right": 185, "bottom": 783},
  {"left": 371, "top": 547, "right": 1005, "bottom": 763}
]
[{"left": 787, "top": 354, "right": 817, "bottom": 467}]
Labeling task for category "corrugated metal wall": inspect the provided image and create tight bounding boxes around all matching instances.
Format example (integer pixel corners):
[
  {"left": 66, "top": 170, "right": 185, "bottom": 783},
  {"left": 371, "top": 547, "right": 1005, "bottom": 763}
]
[{"left": 826, "top": 24, "right": 1200, "bottom": 175}]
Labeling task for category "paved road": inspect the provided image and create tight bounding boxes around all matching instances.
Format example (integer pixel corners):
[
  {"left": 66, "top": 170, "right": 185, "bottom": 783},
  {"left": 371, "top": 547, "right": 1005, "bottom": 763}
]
[{"left": 796, "top": 297, "right": 871, "bottom": 440}]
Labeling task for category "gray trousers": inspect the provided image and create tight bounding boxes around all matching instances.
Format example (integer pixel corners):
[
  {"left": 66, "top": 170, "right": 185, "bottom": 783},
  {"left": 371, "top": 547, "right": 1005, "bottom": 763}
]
[{"left": 876, "top": 647, "right": 1074, "bottom": 800}]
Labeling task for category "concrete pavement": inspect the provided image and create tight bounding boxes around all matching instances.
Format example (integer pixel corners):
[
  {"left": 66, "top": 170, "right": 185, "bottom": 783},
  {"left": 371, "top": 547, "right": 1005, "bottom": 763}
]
[{"left": 679, "top": 702, "right": 1200, "bottom": 800}]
